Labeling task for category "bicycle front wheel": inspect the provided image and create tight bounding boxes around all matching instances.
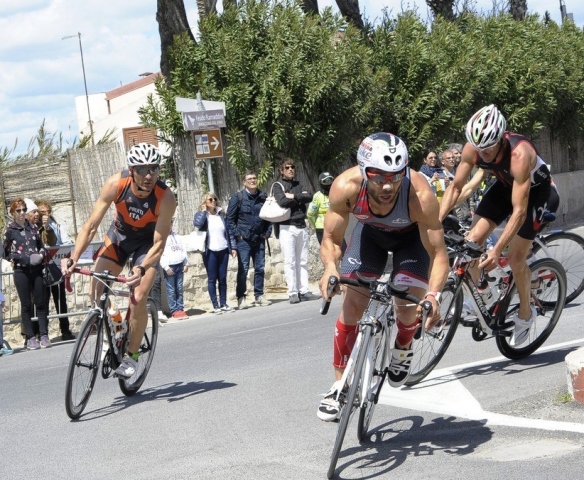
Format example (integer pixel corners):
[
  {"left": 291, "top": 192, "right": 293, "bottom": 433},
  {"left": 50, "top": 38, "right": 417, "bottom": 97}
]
[
  {"left": 65, "top": 311, "right": 103, "bottom": 419},
  {"left": 496, "top": 258, "right": 566, "bottom": 359},
  {"left": 328, "top": 327, "right": 372, "bottom": 479},
  {"left": 532, "top": 231, "right": 584, "bottom": 304},
  {"left": 119, "top": 301, "right": 159, "bottom": 396},
  {"left": 357, "top": 327, "right": 389, "bottom": 442},
  {"left": 406, "top": 281, "right": 461, "bottom": 386}
]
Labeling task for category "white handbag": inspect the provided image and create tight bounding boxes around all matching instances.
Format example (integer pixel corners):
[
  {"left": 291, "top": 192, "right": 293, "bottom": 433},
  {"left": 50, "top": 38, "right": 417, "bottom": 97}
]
[
  {"left": 185, "top": 230, "right": 207, "bottom": 253},
  {"left": 259, "top": 182, "right": 291, "bottom": 222}
]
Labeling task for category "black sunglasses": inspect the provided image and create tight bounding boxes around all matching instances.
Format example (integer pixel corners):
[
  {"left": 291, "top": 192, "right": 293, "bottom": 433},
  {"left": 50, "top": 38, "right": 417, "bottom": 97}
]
[
  {"left": 15, "top": 208, "right": 27, "bottom": 214},
  {"left": 133, "top": 165, "right": 160, "bottom": 176},
  {"left": 208, "top": 198, "right": 218, "bottom": 202},
  {"left": 284, "top": 165, "right": 295, "bottom": 170}
]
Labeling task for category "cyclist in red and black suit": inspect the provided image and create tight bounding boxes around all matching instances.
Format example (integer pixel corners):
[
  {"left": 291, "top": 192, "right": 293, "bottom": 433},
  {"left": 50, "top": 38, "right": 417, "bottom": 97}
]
[
  {"left": 317, "top": 133, "right": 449, "bottom": 421},
  {"left": 440, "top": 105, "right": 556, "bottom": 348},
  {"left": 62, "top": 143, "right": 176, "bottom": 377}
]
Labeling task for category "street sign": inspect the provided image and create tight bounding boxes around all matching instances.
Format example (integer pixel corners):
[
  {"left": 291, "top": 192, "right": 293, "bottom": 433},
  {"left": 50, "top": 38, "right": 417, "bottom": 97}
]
[
  {"left": 182, "top": 109, "right": 226, "bottom": 131},
  {"left": 193, "top": 129, "right": 223, "bottom": 159}
]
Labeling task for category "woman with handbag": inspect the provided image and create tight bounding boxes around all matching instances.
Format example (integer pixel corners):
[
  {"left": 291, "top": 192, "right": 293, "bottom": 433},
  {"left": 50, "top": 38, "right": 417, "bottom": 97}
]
[
  {"left": 193, "top": 193, "right": 237, "bottom": 314},
  {"left": 2, "top": 198, "right": 51, "bottom": 349}
]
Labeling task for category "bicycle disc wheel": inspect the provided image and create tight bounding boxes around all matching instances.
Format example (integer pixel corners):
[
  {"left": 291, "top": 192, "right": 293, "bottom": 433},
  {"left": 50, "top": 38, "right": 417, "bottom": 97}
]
[
  {"left": 406, "top": 281, "right": 462, "bottom": 386},
  {"left": 327, "top": 328, "right": 371, "bottom": 479},
  {"left": 496, "top": 258, "right": 566, "bottom": 359},
  {"left": 119, "top": 301, "right": 159, "bottom": 396},
  {"left": 65, "top": 312, "right": 103, "bottom": 419},
  {"left": 532, "top": 231, "right": 584, "bottom": 304},
  {"left": 357, "top": 328, "right": 388, "bottom": 442}
]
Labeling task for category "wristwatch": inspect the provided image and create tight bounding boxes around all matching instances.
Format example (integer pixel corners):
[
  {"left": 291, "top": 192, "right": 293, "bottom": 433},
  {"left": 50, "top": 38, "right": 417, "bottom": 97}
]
[{"left": 424, "top": 291, "right": 441, "bottom": 304}]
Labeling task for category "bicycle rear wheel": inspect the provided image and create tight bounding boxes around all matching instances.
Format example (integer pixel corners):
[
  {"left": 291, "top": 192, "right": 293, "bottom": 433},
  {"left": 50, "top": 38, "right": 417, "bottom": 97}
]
[
  {"left": 532, "top": 231, "right": 584, "bottom": 304},
  {"left": 357, "top": 327, "right": 389, "bottom": 442},
  {"left": 328, "top": 327, "right": 371, "bottom": 479},
  {"left": 119, "top": 301, "right": 159, "bottom": 396},
  {"left": 406, "top": 281, "right": 461, "bottom": 386},
  {"left": 65, "top": 312, "right": 103, "bottom": 419},
  {"left": 496, "top": 258, "right": 566, "bottom": 359}
]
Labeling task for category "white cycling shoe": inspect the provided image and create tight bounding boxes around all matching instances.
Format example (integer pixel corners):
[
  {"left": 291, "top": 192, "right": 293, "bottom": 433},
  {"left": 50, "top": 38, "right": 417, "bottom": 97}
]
[{"left": 510, "top": 306, "right": 537, "bottom": 347}]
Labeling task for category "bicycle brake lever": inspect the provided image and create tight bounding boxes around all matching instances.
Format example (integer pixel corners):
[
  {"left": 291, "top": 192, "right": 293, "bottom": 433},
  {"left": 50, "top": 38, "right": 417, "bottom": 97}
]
[{"left": 320, "top": 276, "right": 339, "bottom": 315}]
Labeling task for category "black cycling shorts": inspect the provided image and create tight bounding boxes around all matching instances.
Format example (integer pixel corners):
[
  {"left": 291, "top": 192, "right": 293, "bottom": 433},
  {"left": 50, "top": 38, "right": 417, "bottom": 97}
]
[
  {"left": 340, "top": 222, "right": 430, "bottom": 289},
  {"left": 475, "top": 179, "right": 552, "bottom": 240}
]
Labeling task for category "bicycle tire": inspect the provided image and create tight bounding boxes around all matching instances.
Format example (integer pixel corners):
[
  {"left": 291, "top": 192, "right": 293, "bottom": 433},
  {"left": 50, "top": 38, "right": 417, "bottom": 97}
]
[
  {"left": 357, "top": 326, "right": 389, "bottom": 442},
  {"left": 406, "top": 281, "right": 462, "bottom": 386},
  {"left": 496, "top": 258, "right": 566, "bottom": 359},
  {"left": 65, "top": 311, "right": 103, "bottom": 419},
  {"left": 327, "top": 327, "right": 372, "bottom": 479},
  {"left": 119, "top": 301, "right": 159, "bottom": 396},
  {"left": 532, "top": 231, "right": 584, "bottom": 304}
]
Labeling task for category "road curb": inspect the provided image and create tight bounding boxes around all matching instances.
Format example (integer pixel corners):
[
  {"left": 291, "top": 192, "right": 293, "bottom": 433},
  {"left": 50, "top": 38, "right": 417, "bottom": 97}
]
[{"left": 566, "top": 347, "right": 584, "bottom": 403}]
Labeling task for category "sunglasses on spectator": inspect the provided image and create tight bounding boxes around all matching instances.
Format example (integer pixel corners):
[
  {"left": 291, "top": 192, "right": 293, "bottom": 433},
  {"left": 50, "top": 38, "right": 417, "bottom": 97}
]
[
  {"left": 207, "top": 198, "right": 218, "bottom": 202},
  {"left": 366, "top": 169, "right": 406, "bottom": 184},
  {"left": 15, "top": 208, "right": 27, "bottom": 214},
  {"left": 283, "top": 165, "right": 295, "bottom": 170},
  {"left": 133, "top": 165, "right": 160, "bottom": 176}
]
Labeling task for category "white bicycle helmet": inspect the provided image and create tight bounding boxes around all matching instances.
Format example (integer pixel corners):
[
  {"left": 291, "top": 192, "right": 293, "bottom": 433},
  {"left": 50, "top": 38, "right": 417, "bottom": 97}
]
[
  {"left": 357, "top": 132, "right": 409, "bottom": 180},
  {"left": 126, "top": 143, "right": 162, "bottom": 166},
  {"left": 465, "top": 105, "right": 507, "bottom": 149}
]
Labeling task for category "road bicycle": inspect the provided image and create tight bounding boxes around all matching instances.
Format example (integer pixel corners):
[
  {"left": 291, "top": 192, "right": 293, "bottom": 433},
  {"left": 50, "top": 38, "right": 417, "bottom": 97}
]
[
  {"left": 445, "top": 212, "right": 584, "bottom": 305},
  {"left": 64, "top": 267, "right": 158, "bottom": 420},
  {"left": 320, "top": 275, "right": 431, "bottom": 479},
  {"left": 407, "top": 233, "right": 566, "bottom": 386}
]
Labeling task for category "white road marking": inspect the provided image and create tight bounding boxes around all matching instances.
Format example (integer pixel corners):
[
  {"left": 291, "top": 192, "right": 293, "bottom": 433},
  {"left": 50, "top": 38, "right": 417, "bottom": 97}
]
[{"left": 378, "top": 338, "right": 584, "bottom": 433}]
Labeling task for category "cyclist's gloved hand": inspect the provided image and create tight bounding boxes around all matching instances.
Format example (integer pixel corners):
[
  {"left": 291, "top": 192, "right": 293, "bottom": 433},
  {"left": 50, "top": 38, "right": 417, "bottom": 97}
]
[{"left": 29, "top": 253, "right": 43, "bottom": 266}]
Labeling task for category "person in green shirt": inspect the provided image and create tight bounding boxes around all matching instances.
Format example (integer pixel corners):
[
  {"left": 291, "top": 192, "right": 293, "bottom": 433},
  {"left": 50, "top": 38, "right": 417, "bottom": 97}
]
[{"left": 308, "top": 172, "right": 346, "bottom": 254}]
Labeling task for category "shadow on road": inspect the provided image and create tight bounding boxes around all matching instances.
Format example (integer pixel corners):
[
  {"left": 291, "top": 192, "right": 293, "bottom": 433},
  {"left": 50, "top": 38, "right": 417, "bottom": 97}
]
[
  {"left": 334, "top": 415, "right": 492, "bottom": 479},
  {"left": 72, "top": 379, "right": 236, "bottom": 421}
]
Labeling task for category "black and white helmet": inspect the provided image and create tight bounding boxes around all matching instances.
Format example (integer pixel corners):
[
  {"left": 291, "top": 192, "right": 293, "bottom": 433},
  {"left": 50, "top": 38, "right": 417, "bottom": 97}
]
[
  {"left": 465, "top": 105, "right": 507, "bottom": 149},
  {"left": 126, "top": 143, "right": 162, "bottom": 167},
  {"left": 319, "top": 172, "right": 334, "bottom": 186},
  {"left": 357, "top": 133, "right": 408, "bottom": 180}
]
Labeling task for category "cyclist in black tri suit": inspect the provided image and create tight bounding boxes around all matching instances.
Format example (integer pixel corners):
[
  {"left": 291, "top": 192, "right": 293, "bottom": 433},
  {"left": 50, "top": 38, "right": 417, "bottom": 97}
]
[
  {"left": 317, "top": 133, "right": 449, "bottom": 421},
  {"left": 439, "top": 105, "right": 555, "bottom": 347},
  {"left": 62, "top": 143, "right": 176, "bottom": 377}
]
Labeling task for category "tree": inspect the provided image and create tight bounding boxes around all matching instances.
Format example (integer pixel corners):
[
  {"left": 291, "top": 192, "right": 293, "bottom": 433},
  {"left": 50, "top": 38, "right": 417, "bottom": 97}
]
[
  {"left": 156, "top": 0, "right": 195, "bottom": 81},
  {"left": 335, "top": 0, "right": 364, "bottom": 30},
  {"left": 300, "top": 0, "right": 318, "bottom": 15},
  {"left": 426, "top": 0, "right": 455, "bottom": 21},
  {"left": 509, "top": 0, "right": 527, "bottom": 21}
]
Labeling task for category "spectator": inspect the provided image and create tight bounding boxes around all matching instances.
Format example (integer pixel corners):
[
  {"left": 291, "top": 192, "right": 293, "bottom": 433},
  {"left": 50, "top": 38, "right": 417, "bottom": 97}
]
[
  {"left": 419, "top": 149, "right": 445, "bottom": 202},
  {"left": 272, "top": 158, "right": 320, "bottom": 304},
  {"left": 0, "top": 246, "right": 13, "bottom": 356},
  {"left": 308, "top": 172, "right": 347, "bottom": 254},
  {"left": 160, "top": 217, "right": 189, "bottom": 319},
  {"left": 226, "top": 170, "right": 273, "bottom": 310},
  {"left": 194, "top": 192, "right": 237, "bottom": 314},
  {"left": 447, "top": 142, "right": 464, "bottom": 168},
  {"left": 3, "top": 198, "right": 51, "bottom": 350},
  {"left": 440, "top": 149, "right": 456, "bottom": 188},
  {"left": 36, "top": 200, "right": 75, "bottom": 341}
]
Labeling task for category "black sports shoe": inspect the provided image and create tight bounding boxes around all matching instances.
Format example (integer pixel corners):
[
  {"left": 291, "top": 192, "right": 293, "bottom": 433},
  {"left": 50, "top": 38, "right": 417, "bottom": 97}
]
[
  {"left": 387, "top": 348, "right": 413, "bottom": 387},
  {"left": 300, "top": 291, "right": 320, "bottom": 301}
]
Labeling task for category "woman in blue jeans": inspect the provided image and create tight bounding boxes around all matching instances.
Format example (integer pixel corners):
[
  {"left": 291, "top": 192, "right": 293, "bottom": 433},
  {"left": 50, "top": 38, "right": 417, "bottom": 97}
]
[{"left": 193, "top": 192, "right": 237, "bottom": 314}]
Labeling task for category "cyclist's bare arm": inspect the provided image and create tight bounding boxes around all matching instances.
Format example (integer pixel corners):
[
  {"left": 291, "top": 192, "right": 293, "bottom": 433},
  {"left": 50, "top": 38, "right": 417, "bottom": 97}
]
[
  {"left": 319, "top": 167, "right": 360, "bottom": 299},
  {"left": 439, "top": 144, "right": 477, "bottom": 222},
  {"left": 458, "top": 168, "right": 488, "bottom": 205},
  {"left": 62, "top": 173, "right": 121, "bottom": 274},
  {"left": 410, "top": 171, "right": 449, "bottom": 298},
  {"left": 126, "top": 190, "right": 176, "bottom": 288}
]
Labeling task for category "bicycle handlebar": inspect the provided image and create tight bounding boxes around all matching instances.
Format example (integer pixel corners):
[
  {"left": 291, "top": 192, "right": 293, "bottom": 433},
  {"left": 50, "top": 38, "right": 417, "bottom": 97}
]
[
  {"left": 64, "top": 267, "right": 138, "bottom": 305},
  {"left": 319, "top": 275, "right": 433, "bottom": 316}
]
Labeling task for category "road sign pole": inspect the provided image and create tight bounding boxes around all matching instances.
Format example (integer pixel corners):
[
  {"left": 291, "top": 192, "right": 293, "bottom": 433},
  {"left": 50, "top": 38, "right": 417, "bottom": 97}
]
[{"left": 207, "top": 158, "right": 215, "bottom": 194}]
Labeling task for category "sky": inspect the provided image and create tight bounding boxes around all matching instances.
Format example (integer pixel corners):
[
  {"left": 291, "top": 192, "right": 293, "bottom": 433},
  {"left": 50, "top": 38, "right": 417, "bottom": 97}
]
[{"left": 0, "top": 0, "right": 582, "bottom": 157}]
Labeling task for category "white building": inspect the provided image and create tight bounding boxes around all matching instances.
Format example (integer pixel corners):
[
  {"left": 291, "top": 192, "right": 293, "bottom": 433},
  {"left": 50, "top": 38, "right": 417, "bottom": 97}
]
[{"left": 74, "top": 72, "right": 166, "bottom": 152}]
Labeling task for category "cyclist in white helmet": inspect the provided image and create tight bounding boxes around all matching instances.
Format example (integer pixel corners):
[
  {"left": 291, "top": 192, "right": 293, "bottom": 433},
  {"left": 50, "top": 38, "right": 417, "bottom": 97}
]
[
  {"left": 317, "top": 132, "right": 449, "bottom": 421},
  {"left": 439, "top": 105, "right": 554, "bottom": 348},
  {"left": 62, "top": 143, "right": 176, "bottom": 377}
]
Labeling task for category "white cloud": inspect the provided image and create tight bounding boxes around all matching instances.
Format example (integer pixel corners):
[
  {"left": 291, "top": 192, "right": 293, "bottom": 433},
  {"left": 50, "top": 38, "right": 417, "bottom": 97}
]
[{"left": 0, "top": 0, "right": 582, "bottom": 156}]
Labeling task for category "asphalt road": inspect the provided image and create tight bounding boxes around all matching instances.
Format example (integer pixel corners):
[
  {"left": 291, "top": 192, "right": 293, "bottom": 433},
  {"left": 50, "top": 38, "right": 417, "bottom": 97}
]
[{"left": 2, "top": 281, "right": 584, "bottom": 480}]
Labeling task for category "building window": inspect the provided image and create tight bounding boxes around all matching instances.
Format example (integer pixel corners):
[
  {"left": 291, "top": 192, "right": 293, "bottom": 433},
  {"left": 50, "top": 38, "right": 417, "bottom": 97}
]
[{"left": 123, "top": 127, "right": 158, "bottom": 149}]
